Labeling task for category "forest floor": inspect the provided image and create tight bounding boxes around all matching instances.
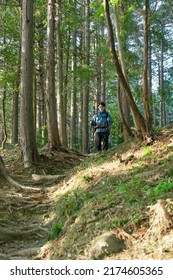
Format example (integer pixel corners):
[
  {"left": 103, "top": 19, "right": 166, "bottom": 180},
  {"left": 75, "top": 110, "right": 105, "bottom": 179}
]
[{"left": 1, "top": 125, "right": 173, "bottom": 260}]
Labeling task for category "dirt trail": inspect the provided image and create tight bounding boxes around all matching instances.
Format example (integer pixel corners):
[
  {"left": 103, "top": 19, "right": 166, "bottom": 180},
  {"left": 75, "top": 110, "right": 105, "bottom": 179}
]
[
  {"left": 0, "top": 178, "right": 55, "bottom": 259},
  {"left": 0, "top": 149, "right": 83, "bottom": 260},
  {"left": 1, "top": 128, "right": 173, "bottom": 260}
]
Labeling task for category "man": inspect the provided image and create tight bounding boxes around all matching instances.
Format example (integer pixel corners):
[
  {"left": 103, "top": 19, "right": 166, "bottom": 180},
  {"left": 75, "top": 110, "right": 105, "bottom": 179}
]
[{"left": 91, "top": 102, "right": 112, "bottom": 152}]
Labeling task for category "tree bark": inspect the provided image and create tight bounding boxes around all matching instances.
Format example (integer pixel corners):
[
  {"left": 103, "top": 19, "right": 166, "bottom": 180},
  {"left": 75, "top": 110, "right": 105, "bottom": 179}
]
[
  {"left": 2, "top": 87, "right": 7, "bottom": 149},
  {"left": 117, "top": 80, "right": 132, "bottom": 139},
  {"left": 113, "top": 4, "right": 132, "bottom": 140},
  {"left": 142, "top": 0, "right": 152, "bottom": 130},
  {"left": 1, "top": 1, "right": 7, "bottom": 149},
  {"left": 20, "top": 0, "right": 39, "bottom": 167},
  {"left": 56, "top": 0, "right": 67, "bottom": 147},
  {"left": 103, "top": 0, "right": 153, "bottom": 141},
  {"left": 70, "top": 22, "right": 77, "bottom": 149},
  {"left": 159, "top": 30, "right": 166, "bottom": 127},
  {"left": 46, "top": 0, "right": 61, "bottom": 150},
  {"left": 36, "top": 22, "right": 46, "bottom": 145},
  {"left": 12, "top": 80, "right": 19, "bottom": 144},
  {"left": 82, "top": 0, "right": 90, "bottom": 153}
]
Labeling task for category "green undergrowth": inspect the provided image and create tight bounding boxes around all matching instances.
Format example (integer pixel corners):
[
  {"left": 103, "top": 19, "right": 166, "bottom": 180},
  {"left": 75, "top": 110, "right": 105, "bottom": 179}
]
[{"left": 48, "top": 135, "right": 173, "bottom": 259}]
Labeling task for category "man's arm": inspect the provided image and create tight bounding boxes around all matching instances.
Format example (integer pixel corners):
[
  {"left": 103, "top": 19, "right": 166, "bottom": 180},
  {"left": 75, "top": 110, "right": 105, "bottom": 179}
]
[
  {"left": 91, "top": 115, "right": 96, "bottom": 126},
  {"left": 107, "top": 113, "right": 112, "bottom": 125}
]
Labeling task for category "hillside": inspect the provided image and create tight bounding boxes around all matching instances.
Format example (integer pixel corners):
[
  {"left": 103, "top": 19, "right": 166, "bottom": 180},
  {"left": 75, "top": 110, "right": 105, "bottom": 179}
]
[{"left": 0, "top": 125, "right": 173, "bottom": 260}]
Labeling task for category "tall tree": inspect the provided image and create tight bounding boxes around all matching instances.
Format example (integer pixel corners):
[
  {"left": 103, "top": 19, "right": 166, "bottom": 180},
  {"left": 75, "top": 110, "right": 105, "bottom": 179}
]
[
  {"left": 20, "top": 0, "right": 39, "bottom": 167},
  {"left": 46, "top": 0, "right": 61, "bottom": 150},
  {"left": 142, "top": 0, "right": 152, "bottom": 130},
  {"left": 1, "top": 0, "right": 7, "bottom": 149},
  {"left": 159, "top": 30, "right": 166, "bottom": 127},
  {"left": 0, "top": 1, "right": 21, "bottom": 146},
  {"left": 70, "top": 10, "right": 77, "bottom": 149},
  {"left": 56, "top": 0, "right": 67, "bottom": 147},
  {"left": 113, "top": 3, "right": 132, "bottom": 140},
  {"left": 82, "top": 0, "right": 90, "bottom": 153},
  {"left": 103, "top": 0, "right": 153, "bottom": 142},
  {"left": 12, "top": 78, "right": 19, "bottom": 144},
  {"left": 35, "top": 20, "right": 46, "bottom": 145}
]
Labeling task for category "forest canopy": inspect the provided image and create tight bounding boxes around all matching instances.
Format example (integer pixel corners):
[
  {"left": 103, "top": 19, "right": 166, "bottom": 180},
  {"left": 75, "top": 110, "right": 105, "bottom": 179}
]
[{"left": 0, "top": 0, "right": 173, "bottom": 166}]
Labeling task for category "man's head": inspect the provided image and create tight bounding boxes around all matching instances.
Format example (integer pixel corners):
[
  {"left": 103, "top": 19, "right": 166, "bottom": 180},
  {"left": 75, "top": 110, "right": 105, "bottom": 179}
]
[{"left": 98, "top": 101, "right": 105, "bottom": 112}]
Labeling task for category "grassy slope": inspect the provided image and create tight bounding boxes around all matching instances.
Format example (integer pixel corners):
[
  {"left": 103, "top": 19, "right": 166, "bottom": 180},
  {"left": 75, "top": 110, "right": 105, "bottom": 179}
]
[
  {"left": 46, "top": 126, "right": 173, "bottom": 260},
  {"left": 1, "top": 125, "right": 173, "bottom": 260}
]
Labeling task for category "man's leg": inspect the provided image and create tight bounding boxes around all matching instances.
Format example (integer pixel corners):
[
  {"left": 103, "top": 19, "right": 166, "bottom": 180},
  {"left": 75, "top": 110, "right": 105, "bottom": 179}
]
[
  {"left": 102, "top": 132, "right": 109, "bottom": 150},
  {"left": 95, "top": 132, "right": 102, "bottom": 151}
]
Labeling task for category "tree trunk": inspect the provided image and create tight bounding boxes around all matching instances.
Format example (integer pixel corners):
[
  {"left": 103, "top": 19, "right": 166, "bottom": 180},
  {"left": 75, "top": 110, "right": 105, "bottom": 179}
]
[
  {"left": 2, "top": 87, "right": 7, "bottom": 149},
  {"left": 20, "top": 0, "right": 39, "bottom": 167},
  {"left": 62, "top": 29, "right": 70, "bottom": 148},
  {"left": 103, "top": 0, "right": 153, "bottom": 142},
  {"left": 1, "top": 1, "right": 7, "bottom": 149},
  {"left": 101, "top": 27, "right": 106, "bottom": 103},
  {"left": 70, "top": 23, "right": 77, "bottom": 149},
  {"left": 142, "top": 0, "right": 152, "bottom": 130},
  {"left": 117, "top": 80, "right": 132, "bottom": 140},
  {"left": 82, "top": 0, "right": 90, "bottom": 153},
  {"left": 56, "top": 0, "right": 67, "bottom": 147},
  {"left": 12, "top": 81, "right": 19, "bottom": 144},
  {"left": 159, "top": 32, "right": 165, "bottom": 127},
  {"left": 78, "top": 30, "right": 83, "bottom": 150},
  {"left": 46, "top": 0, "right": 61, "bottom": 150},
  {"left": 148, "top": 35, "right": 154, "bottom": 127},
  {"left": 95, "top": 28, "right": 102, "bottom": 103},
  {"left": 113, "top": 4, "right": 132, "bottom": 140},
  {"left": 36, "top": 22, "right": 46, "bottom": 145}
]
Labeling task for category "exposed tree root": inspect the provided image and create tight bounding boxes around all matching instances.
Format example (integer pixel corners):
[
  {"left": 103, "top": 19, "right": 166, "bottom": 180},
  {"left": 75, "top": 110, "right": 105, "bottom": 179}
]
[
  {"left": 115, "top": 199, "right": 173, "bottom": 259},
  {"left": 114, "top": 227, "right": 134, "bottom": 247},
  {"left": 7, "top": 247, "right": 42, "bottom": 259},
  {"left": 0, "top": 156, "right": 43, "bottom": 191},
  {"left": 32, "top": 173, "right": 66, "bottom": 182},
  {"left": 0, "top": 156, "right": 22, "bottom": 187},
  {"left": 0, "top": 225, "right": 49, "bottom": 242},
  {"left": 0, "top": 253, "right": 6, "bottom": 260},
  {"left": 0, "top": 149, "right": 85, "bottom": 260},
  {"left": 145, "top": 199, "right": 173, "bottom": 239}
]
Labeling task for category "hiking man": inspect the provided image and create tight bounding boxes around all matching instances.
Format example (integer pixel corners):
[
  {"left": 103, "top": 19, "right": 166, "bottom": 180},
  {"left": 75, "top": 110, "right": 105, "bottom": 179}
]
[{"left": 91, "top": 102, "right": 112, "bottom": 152}]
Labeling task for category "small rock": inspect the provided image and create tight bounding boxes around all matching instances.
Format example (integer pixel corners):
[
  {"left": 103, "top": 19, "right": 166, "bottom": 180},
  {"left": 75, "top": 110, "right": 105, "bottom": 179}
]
[{"left": 89, "top": 231, "right": 126, "bottom": 260}]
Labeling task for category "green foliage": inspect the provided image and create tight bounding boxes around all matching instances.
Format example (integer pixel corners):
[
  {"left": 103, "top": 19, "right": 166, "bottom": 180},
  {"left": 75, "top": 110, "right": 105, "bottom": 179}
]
[
  {"left": 75, "top": 65, "right": 96, "bottom": 83},
  {"left": 49, "top": 223, "right": 62, "bottom": 240},
  {"left": 116, "top": 177, "right": 143, "bottom": 203},
  {"left": 111, "top": 217, "right": 129, "bottom": 227},
  {"left": 143, "top": 146, "right": 152, "bottom": 158},
  {"left": 90, "top": 0, "right": 104, "bottom": 19},
  {"left": 167, "top": 167, "right": 173, "bottom": 177},
  {"left": 1, "top": 0, "right": 173, "bottom": 153},
  {"left": 55, "top": 190, "right": 85, "bottom": 221},
  {"left": 61, "top": 0, "right": 83, "bottom": 29},
  {"left": 82, "top": 174, "right": 93, "bottom": 182},
  {"left": 46, "top": 126, "right": 173, "bottom": 258},
  {"left": 106, "top": 100, "right": 120, "bottom": 145},
  {"left": 36, "top": 126, "right": 48, "bottom": 147},
  {"left": 143, "top": 179, "right": 173, "bottom": 198},
  {"left": 115, "top": 133, "right": 124, "bottom": 144}
]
